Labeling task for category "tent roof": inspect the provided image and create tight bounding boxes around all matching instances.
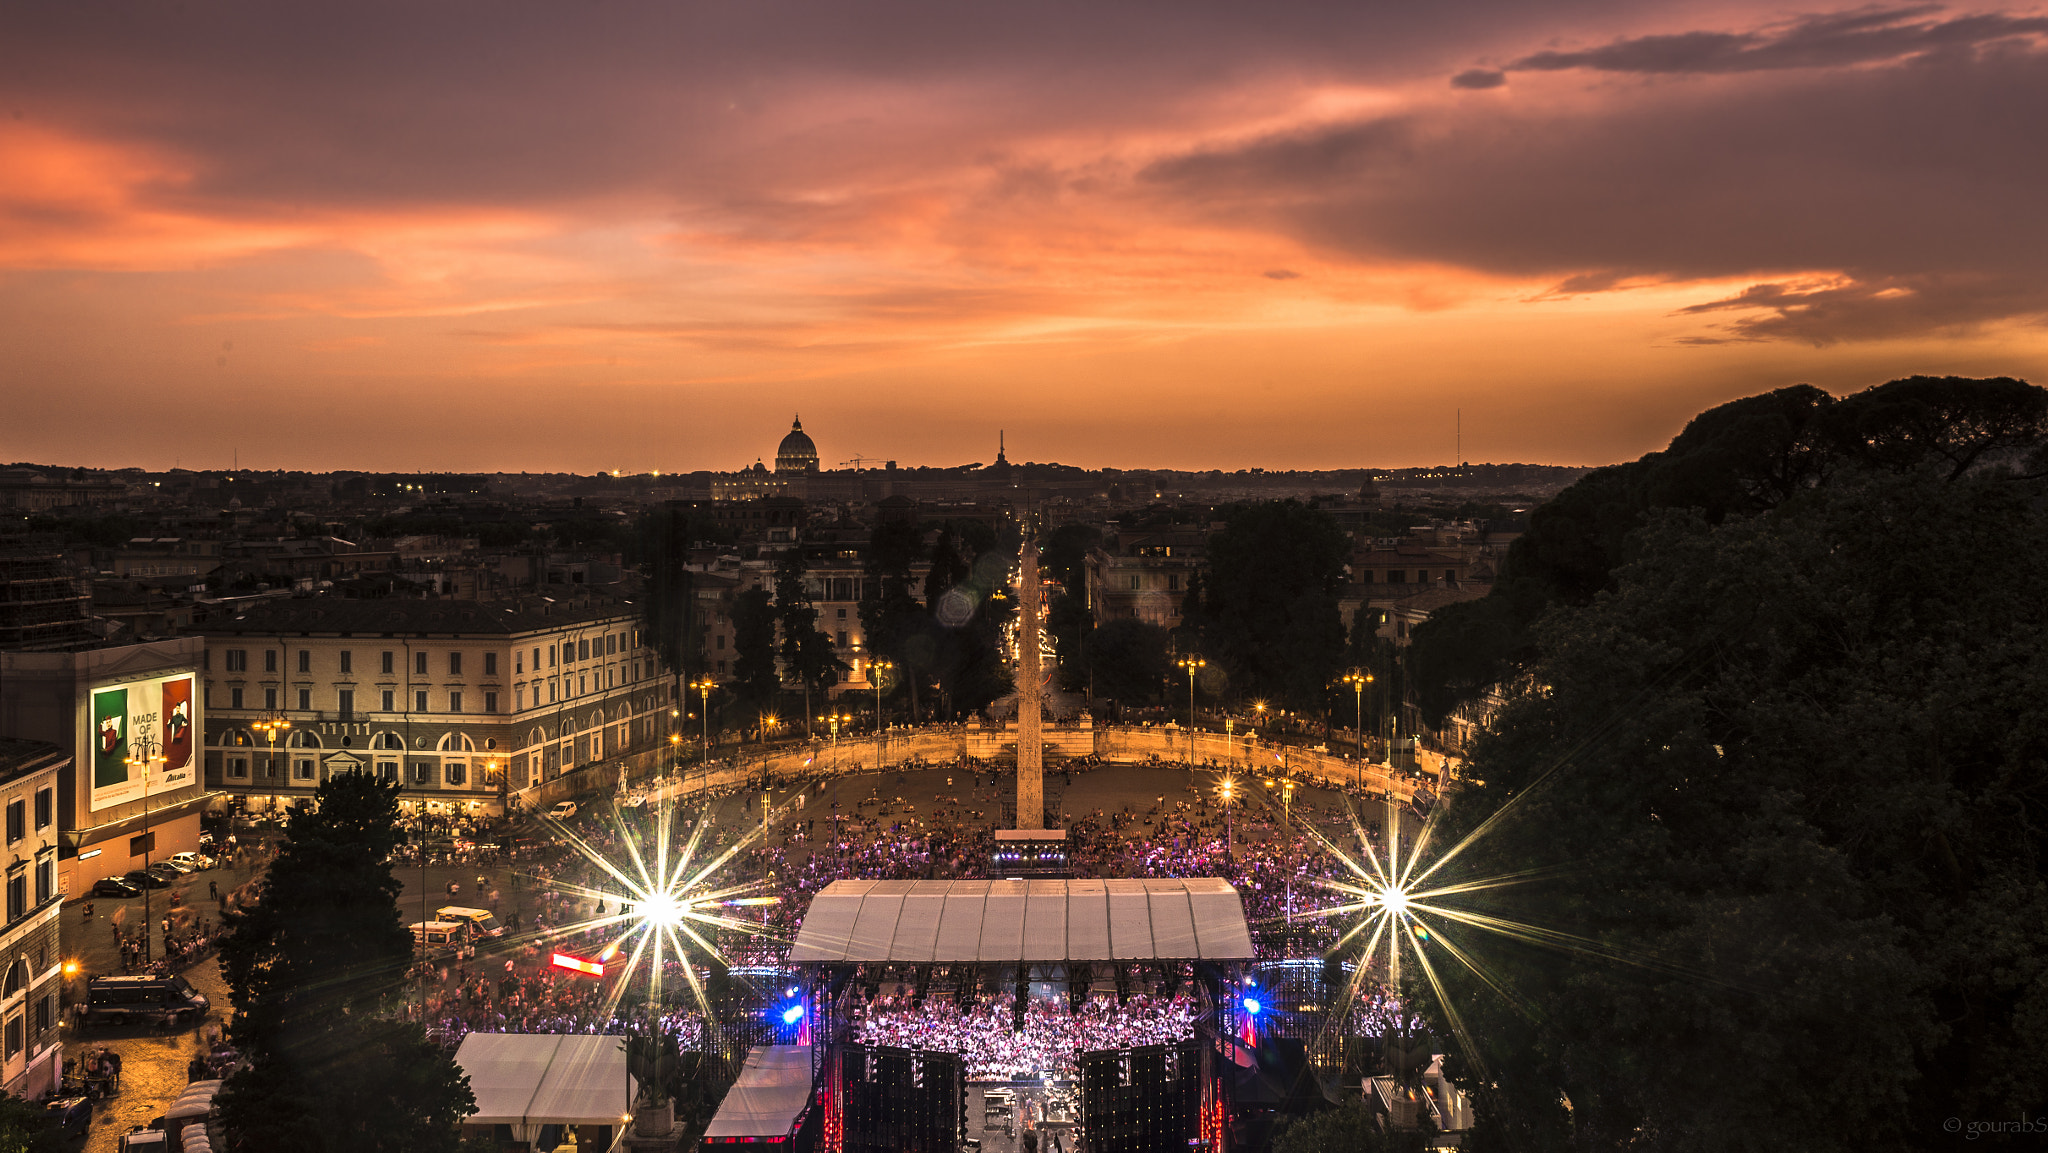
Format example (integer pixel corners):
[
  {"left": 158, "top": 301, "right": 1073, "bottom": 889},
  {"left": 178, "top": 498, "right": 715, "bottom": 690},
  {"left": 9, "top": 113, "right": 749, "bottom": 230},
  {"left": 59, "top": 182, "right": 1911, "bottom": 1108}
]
[
  {"left": 456, "top": 1033, "right": 635, "bottom": 1127},
  {"left": 790, "top": 878, "right": 1255, "bottom": 963},
  {"left": 702, "top": 1046, "right": 814, "bottom": 1139}
]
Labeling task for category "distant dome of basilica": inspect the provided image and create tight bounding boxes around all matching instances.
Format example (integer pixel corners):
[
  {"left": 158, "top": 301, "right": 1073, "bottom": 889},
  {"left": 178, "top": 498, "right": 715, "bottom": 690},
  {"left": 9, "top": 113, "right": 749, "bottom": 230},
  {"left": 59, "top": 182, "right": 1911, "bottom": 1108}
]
[{"left": 775, "top": 416, "right": 819, "bottom": 474}]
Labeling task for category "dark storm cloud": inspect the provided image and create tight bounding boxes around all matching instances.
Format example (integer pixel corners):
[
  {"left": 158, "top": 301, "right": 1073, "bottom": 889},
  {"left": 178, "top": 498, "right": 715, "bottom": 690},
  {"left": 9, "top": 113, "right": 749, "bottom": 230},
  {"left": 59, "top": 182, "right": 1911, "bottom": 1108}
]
[
  {"left": 0, "top": 0, "right": 1622, "bottom": 213},
  {"left": 1504, "top": 5, "right": 2048, "bottom": 76},
  {"left": 1147, "top": 23, "right": 2048, "bottom": 343},
  {"left": 1451, "top": 68, "right": 1508, "bottom": 88}
]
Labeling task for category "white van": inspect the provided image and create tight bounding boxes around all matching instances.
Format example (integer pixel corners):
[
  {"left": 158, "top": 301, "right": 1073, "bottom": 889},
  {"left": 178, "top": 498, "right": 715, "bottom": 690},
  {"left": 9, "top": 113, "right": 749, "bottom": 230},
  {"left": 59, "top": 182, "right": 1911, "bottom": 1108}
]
[
  {"left": 547, "top": 800, "right": 578, "bottom": 821},
  {"left": 436, "top": 906, "right": 505, "bottom": 939},
  {"left": 410, "top": 920, "right": 468, "bottom": 953}
]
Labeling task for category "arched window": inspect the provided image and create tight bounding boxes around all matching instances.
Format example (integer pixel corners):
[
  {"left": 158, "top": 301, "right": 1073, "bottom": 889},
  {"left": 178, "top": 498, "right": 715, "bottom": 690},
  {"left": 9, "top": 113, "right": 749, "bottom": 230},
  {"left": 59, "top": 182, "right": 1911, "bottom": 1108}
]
[
  {"left": 288, "top": 730, "right": 322, "bottom": 749},
  {"left": 371, "top": 732, "right": 405, "bottom": 751},
  {"left": 437, "top": 733, "right": 476, "bottom": 753},
  {"left": 216, "top": 729, "right": 254, "bottom": 748},
  {"left": 3, "top": 959, "right": 26, "bottom": 997}
]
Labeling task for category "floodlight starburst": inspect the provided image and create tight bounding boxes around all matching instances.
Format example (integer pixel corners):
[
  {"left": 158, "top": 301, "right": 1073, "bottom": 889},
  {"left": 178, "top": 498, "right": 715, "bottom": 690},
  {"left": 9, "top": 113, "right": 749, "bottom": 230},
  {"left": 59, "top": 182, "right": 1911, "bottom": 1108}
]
[{"left": 513, "top": 781, "right": 799, "bottom": 1023}]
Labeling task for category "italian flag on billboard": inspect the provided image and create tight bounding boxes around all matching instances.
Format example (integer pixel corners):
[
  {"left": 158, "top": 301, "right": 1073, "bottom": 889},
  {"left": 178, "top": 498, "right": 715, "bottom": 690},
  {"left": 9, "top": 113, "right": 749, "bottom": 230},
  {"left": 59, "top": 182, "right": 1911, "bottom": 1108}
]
[{"left": 89, "top": 674, "right": 199, "bottom": 812}]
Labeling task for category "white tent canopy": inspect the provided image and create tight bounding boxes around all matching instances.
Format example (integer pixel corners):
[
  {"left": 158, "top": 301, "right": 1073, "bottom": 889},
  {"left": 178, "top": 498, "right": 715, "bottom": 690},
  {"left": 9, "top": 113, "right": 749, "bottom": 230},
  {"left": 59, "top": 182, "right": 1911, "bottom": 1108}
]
[
  {"left": 790, "top": 878, "right": 1256, "bottom": 963},
  {"left": 702, "top": 1045, "right": 814, "bottom": 1140},
  {"left": 457, "top": 1033, "right": 635, "bottom": 1132}
]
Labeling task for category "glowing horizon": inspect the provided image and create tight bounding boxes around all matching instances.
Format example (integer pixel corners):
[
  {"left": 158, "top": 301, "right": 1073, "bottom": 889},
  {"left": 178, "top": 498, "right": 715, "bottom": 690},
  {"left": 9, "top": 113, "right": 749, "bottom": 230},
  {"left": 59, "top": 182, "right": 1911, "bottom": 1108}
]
[{"left": 4, "top": 2, "right": 2044, "bottom": 473}]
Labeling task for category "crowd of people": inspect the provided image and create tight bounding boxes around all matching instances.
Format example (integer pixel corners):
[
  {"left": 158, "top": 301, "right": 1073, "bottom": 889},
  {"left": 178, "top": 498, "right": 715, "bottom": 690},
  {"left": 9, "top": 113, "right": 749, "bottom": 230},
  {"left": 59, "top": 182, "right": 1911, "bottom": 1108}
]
[{"left": 852, "top": 992, "right": 1199, "bottom": 1082}]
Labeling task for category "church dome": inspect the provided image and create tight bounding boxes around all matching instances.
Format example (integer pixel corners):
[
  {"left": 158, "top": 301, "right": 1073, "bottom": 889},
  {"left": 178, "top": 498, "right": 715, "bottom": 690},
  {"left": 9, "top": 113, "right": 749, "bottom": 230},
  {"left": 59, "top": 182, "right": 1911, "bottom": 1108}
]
[{"left": 775, "top": 416, "right": 819, "bottom": 474}]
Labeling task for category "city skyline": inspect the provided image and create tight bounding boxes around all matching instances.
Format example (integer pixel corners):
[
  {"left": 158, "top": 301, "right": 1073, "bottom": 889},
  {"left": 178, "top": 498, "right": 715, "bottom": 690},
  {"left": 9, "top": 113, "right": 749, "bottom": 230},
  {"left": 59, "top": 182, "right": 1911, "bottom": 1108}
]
[{"left": 5, "top": 1, "right": 2045, "bottom": 474}]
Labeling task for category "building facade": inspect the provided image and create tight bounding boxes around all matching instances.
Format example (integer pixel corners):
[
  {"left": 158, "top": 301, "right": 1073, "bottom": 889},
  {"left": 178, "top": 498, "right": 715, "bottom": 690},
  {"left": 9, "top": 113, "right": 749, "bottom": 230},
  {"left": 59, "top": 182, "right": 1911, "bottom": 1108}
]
[
  {"left": 198, "top": 596, "right": 675, "bottom": 816},
  {"left": 0, "top": 741, "right": 63, "bottom": 1099},
  {"left": 0, "top": 639, "right": 209, "bottom": 895}
]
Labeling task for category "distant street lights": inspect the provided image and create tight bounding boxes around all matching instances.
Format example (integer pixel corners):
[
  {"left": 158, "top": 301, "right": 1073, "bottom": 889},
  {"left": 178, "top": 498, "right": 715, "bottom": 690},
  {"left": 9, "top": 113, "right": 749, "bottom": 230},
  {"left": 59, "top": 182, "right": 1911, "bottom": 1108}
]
[
  {"left": 1264, "top": 774, "right": 1299, "bottom": 923},
  {"left": 689, "top": 675, "right": 717, "bottom": 790},
  {"left": 124, "top": 734, "right": 166, "bottom": 964},
  {"left": 254, "top": 717, "right": 291, "bottom": 792},
  {"left": 1217, "top": 774, "right": 1237, "bottom": 857},
  {"left": 869, "top": 659, "right": 894, "bottom": 776},
  {"left": 1177, "top": 655, "right": 1205, "bottom": 761},
  {"left": 1341, "top": 669, "right": 1373, "bottom": 793},
  {"left": 819, "top": 710, "right": 851, "bottom": 863}
]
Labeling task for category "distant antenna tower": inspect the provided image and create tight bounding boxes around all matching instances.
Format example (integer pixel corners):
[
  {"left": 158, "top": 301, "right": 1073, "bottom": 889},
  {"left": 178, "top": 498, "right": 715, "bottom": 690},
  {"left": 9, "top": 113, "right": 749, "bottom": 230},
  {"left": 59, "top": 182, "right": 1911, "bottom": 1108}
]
[{"left": 1456, "top": 408, "right": 1462, "bottom": 469}]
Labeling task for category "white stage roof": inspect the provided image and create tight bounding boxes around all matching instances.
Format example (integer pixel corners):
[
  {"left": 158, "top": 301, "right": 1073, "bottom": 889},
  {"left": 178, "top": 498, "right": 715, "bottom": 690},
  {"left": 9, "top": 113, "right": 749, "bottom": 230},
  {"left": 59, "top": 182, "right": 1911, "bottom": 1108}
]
[
  {"left": 702, "top": 1046, "right": 814, "bottom": 1139},
  {"left": 457, "top": 1033, "right": 635, "bottom": 1128},
  {"left": 790, "top": 878, "right": 1256, "bottom": 963}
]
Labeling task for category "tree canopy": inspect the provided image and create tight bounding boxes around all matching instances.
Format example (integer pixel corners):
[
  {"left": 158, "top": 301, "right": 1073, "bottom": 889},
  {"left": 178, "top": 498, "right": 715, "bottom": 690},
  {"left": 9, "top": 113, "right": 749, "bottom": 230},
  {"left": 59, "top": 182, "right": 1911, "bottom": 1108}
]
[
  {"left": 1408, "top": 375, "right": 2048, "bottom": 727},
  {"left": 217, "top": 771, "right": 475, "bottom": 1152},
  {"left": 1413, "top": 469, "right": 2048, "bottom": 1152},
  {"left": 1198, "top": 500, "right": 1349, "bottom": 709}
]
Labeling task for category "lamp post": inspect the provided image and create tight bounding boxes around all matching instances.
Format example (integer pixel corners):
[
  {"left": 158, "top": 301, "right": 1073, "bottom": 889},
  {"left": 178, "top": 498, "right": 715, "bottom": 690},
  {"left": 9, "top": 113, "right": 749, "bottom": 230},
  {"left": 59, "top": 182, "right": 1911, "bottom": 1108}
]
[
  {"left": 869, "top": 659, "right": 893, "bottom": 779},
  {"left": 1217, "top": 774, "right": 1236, "bottom": 857},
  {"left": 819, "top": 711, "right": 849, "bottom": 863},
  {"left": 689, "top": 676, "right": 716, "bottom": 794},
  {"left": 123, "top": 734, "right": 165, "bottom": 965},
  {"left": 757, "top": 714, "right": 780, "bottom": 841},
  {"left": 1341, "top": 670, "right": 1372, "bottom": 794},
  {"left": 1264, "top": 774, "right": 1298, "bottom": 924},
  {"left": 1177, "top": 655, "right": 1205, "bottom": 763}
]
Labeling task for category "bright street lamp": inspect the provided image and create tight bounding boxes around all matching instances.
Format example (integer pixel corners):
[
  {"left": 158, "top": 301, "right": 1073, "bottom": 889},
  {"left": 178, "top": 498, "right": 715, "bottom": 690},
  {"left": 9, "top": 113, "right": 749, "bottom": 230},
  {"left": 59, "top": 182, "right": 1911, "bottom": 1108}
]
[
  {"left": 1341, "top": 669, "right": 1373, "bottom": 792},
  {"left": 1177, "top": 654, "right": 1205, "bottom": 761}
]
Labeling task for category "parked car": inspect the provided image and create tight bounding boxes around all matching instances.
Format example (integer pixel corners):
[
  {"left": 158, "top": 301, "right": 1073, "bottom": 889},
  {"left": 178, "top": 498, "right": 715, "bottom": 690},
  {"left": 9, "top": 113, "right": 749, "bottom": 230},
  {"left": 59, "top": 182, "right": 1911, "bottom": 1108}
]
[
  {"left": 121, "top": 870, "right": 171, "bottom": 890},
  {"left": 91, "top": 877, "right": 143, "bottom": 899},
  {"left": 45, "top": 1096, "right": 91, "bottom": 1139},
  {"left": 145, "top": 863, "right": 185, "bottom": 882},
  {"left": 167, "top": 852, "right": 214, "bottom": 872},
  {"left": 153, "top": 858, "right": 196, "bottom": 875},
  {"left": 546, "top": 800, "right": 578, "bottom": 821},
  {"left": 83, "top": 974, "right": 208, "bottom": 1029}
]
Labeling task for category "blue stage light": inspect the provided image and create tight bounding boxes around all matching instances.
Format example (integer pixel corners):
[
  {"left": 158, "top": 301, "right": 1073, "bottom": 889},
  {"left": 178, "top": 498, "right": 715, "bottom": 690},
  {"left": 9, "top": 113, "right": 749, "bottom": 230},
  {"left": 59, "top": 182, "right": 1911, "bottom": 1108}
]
[
  {"left": 1242, "top": 997, "right": 1261, "bottom": 1016},
  {"left": 781, "top": 1004, "right": 805, "bottom": 1025}
]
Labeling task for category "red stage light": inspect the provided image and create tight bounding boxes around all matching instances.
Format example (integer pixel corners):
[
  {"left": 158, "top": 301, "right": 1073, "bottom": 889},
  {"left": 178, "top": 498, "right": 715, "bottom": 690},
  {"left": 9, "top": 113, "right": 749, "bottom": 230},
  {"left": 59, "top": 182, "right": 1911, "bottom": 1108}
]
[{"left": 549, "top": 952, "right": 604, "bottom": 978}]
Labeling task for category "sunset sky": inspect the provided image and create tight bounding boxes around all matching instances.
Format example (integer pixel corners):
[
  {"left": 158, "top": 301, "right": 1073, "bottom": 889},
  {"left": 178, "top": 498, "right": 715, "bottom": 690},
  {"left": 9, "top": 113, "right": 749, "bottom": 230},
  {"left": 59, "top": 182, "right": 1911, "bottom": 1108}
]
[{"left": 4, "top": 2, "right": 2045, "bottom": 474}]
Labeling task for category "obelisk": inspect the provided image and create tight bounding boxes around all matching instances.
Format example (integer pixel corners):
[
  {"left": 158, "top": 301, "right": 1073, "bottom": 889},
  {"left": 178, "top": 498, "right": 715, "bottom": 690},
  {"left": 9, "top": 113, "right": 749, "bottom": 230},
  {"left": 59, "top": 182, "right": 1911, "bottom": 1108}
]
[{"left": 1015, "top": 539, "right": 1044, "bottom": 828}]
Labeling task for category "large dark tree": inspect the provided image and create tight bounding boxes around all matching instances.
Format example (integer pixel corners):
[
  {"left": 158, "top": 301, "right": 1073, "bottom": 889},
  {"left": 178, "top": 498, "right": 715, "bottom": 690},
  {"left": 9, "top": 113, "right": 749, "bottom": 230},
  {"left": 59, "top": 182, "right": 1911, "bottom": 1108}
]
[
  {"left": 1081, "top": 618, "right": 1173, "bottom": 706},
  {"left": 217, "top": 771, "right": 475, "bottom": 1153},
  {"left": 1200, "top": 500, "right": 1349, "bottom": 709},
  {"left": 730, "top": 587, "right": 781, "bottom": 720},
  {"left": 773, "top": 548, "right": 845, "bottom": 735},
  {"left": 858, "top": 519, "right": 929, "bottom": 718},
  {"left": 1408, "top": 376, "right": 2048, "bottom": 727},
  {"left": 1416, "top": 470, "right": 2048, "bottom": 1152}
]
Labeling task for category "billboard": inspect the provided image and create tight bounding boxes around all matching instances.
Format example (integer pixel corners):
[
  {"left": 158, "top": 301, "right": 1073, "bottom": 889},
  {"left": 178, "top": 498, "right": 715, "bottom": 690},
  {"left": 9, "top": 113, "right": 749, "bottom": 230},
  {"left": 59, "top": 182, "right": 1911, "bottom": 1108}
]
[{"left": 89, "top": 673, "right": 199, "bottom": 811}]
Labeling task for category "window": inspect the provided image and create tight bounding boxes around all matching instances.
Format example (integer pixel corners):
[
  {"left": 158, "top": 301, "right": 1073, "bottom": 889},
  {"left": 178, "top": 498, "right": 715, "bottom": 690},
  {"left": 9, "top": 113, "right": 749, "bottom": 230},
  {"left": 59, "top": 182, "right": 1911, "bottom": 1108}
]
[
  {"left": 297, "top": 688, "right": 311, "bottom": 710},
  {"left": 228, "top": 757, "right": 248, "bottom": 779},
  {"left": 548, "top": 682, "right": 557, "bottom": 702},
  {"left": 34, "top": 995, "right": 50, "bottom": 1035},
  {"left": 577, "top": 676, "right": 586, "bottom": 695},
  {"left": 547, "top": 646, "right": 555, "bottom": 668},
  {"left": 836, "top": 608, "right": 846, "bottom": 619},
  {"left": 297, "top": 650, "right": 310, "bottom": 673},
  {"left": 338, "top": 689, "right": 354, "bottom": 718},
  {"left": 445, "top": 763, "right": 466, "bottom": 786},
  {"left": 377, "top": 762, "right": 396, "bottom": 782},
  {"left": 415, "top": 652, "right": 429, "bottom": 676},
  {"left": 449, "top": 691, "right": 464, "bottom": 713},
  {"left": 484, "top": 692, "right": 498, "bottom": 714},
  {"left": 34, "top": 853, "right": 51, "bottom": 905},
  {"left": 515, "top": 652, "right": 523, "bottom": 674},
  {"left": 515, "top": 687, "right": 525, "bottom": 711},
  {"left": 3, "top": 1015, "right": 18, "bottom": 1059},
  {"left": 484, "top": 652, "right": 498, "bottom": 676},
  {"left": 416, "top": 690, "right": 429, "bottom": 713},
  {"left": 4, "top": 802, "right": 20, "bottom": 844},
  {"left": 1388, "top": 570, "right": 1406, "bottom": 583},
  {"left": 715, "top": 635, "right": 725, "bottom": 650},
  {"left": 32, "top": 789, "right": 50, "bottom": 830},
  {"left": 264, "top": 688, "right": 278, "bottom": 712},
  {"left": 411, "top": 762, "right": 429, "bottom": 784},
  {"left": 231, "top": 688, "right": 244, "bottom": 709},
  {"left": 295, "top": 759, "right": 314, "bottom": 781},
  {"left": 1168, "top": 574, "right": 1180, "bottom": 591},
  {"left": 381, "top": 651, "right": 395, "bottom": 675},
  {"left": 6, "top": 871, "right": 24, "bottom": 922},
  {"left": 578, "top": 639, "right": 590, "bottom": 661},
  {"left": 226, "top": 649, "right": 247, "bottom": 672},
  {"left": 264, "top": 649, "right": 277, "bottom": 673},
  {"left": 380, "top": 689, "right": 394, "bottom": 712},
  {"left": 449, "top": 652, "right": 463, "bottom": 675},
  {"left": 339, "top": 650, "right": 352, "bottom": 674},
  {"left": 607, "top": 634, "right": 617, "bottom": 655},
  {"left": 837, "top": 631, "right": 848, "bottom": 647},
  {"left": 1128, "top": 575, "right": 1140, "bottom": 589}
]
